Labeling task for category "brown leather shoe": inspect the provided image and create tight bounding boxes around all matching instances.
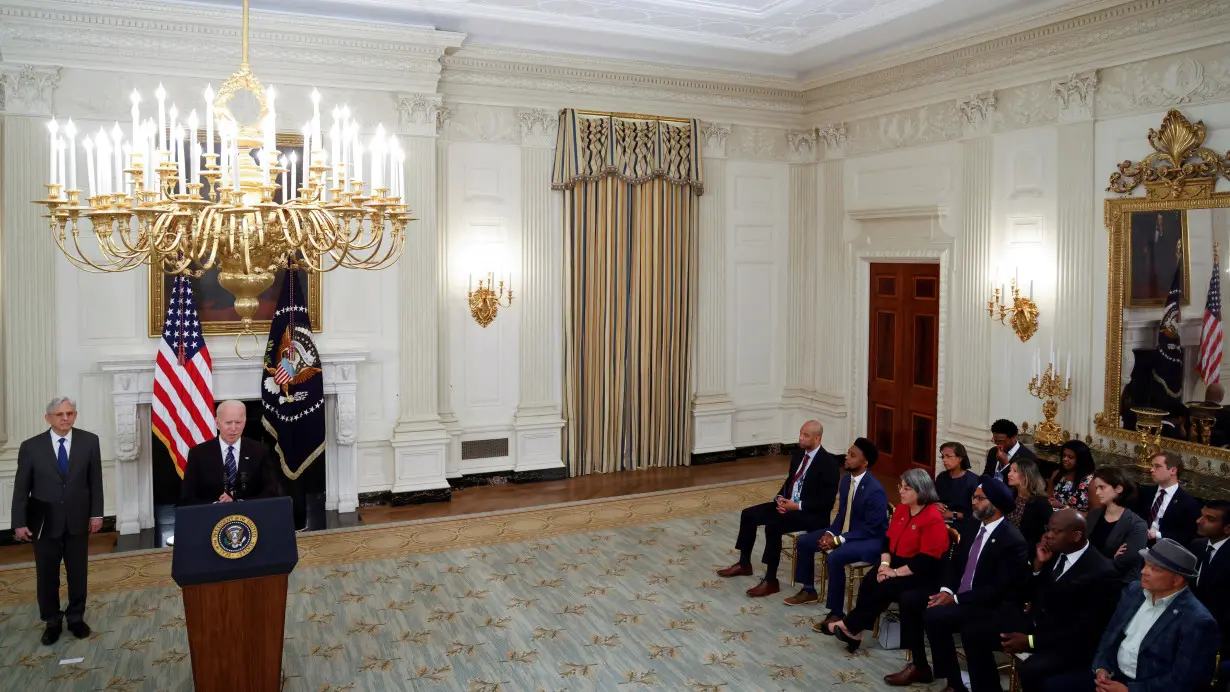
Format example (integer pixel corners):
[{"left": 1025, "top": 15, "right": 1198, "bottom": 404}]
[
  {"left": 811, "top": 614, "right": 841, "bottom": 634},
  {"left": 782, "top": 589, "right": 819, "bottom": 606},
  {"left": 716, "top": 563, "right": 754, "bottom": 578},
  {"left": 883, "top": 663, "right": 934, "bottom": 686},
  {"left": 745, "top": 579, "right": 780, "bottom": 597}
]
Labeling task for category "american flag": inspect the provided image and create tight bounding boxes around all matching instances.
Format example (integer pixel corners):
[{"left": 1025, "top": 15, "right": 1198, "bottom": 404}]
[
  {"left": 152, "top": 276, "right": 216, "bottom": 477},
  {"left": 1200, "top": 255, "right": 1224, "bottom": 385}
]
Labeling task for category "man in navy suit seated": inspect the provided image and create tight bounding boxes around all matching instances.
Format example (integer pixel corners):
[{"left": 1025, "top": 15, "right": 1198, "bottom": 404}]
[
  {"left": 1192, "top": 500, "right": 1230, "bottom": 691},
  {"left": 785, "top": 437, "right": 888, "bottom": 622},
  {"left": 1046, "top": 538, "right": 1219, "bottom": 692}
]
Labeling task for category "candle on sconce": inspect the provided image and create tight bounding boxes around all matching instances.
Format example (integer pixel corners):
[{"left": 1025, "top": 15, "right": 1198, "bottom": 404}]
[
  {"left": 1029, "top": 280, "right": 1033, "bottom": 300},
  {"left": 155, "top": 84, "right": 166, "bottom": 154},
  {"left": 188, "top": 110, "right": 199, "bottom": 184},
  {"left": 310, "top": 88, "right": 322, "bottom": 150},
  {"left": 168, "top": 104, "right": 178, "bottom": 156},
  {"left": 204, "top": 84, "right": 214, "bottom": 160},
  {"left": 1065, "top": 353, "right": 1071, "bottom": 382},
  {"left": 130, "top": 90, "right": 140, "bottom": 150},
  {"left": 288, "top": 150, "right": 298, "bottom": 199},
  {"left": 111, "top": 123, "right": 123, "bottom": 194},
  {"left": 64, "top": 119, "right": 77, "bottom": 192},
  {"left": 82, "top": 137, "right": 95, "bottom": 198}
]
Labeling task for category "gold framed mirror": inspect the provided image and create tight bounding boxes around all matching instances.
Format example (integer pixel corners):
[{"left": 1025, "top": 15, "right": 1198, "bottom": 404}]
[{"left": 1096, "top": 109, "right": 1230, "bottom": 468}]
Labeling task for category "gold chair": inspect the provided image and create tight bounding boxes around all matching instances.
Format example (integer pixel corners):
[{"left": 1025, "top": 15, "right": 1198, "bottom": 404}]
[{"left": 784, "top": 530, "right": 806, "bottom": 585}]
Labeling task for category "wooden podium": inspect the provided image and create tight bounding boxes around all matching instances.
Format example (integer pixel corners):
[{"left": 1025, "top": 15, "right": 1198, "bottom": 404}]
[{"left": 172, "top": 497, "right": 298, "bottom": 692}]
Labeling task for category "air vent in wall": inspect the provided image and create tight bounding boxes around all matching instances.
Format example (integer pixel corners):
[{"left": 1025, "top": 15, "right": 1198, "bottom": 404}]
[{"left": 461, "top": 438, "right": 509, "bottom": 460}]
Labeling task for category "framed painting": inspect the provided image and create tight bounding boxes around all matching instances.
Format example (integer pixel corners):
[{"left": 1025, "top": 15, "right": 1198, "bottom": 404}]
[
  {"left": 147, "top": 132, "right": 323, "bottom": 336},
  {"left": 1125, "top": 208, "right": 1190, "bottom": 308}
]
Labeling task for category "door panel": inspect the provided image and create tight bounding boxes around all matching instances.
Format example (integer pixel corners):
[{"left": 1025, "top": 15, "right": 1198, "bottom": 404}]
[{"left": 867, "top": 263, "right": 941, "bottom": 478}]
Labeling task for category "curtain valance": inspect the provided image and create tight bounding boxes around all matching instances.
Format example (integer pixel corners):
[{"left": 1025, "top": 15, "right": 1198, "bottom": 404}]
[{"left": 551, "top": 109, "right": 704, "bottom": 196}]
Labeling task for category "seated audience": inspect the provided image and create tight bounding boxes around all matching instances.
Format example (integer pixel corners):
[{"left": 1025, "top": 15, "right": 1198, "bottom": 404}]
[
  {"left": 1007, "top": 457, "right": 1053, "bottom": 552},
  {"left": 999, "top": 509, "right": 1121, "bottom": 692},
  {"left": 936, "top": 441, "right": 979, "bottom": 532},
  {"left": 1046, "top": 539, "right": 1219, "bottom": 691},
  {"left": 1137, "top": 452, "right": 1202, "bottom": 547},
  {"left": 1048, "top": 439, "right": 1094, "bottom": 513},
  {"left": 717, "top": 421, "right": 840, "bottom": 596},
  {"left": 909, "top": 477, "right": 1030, "bottom": 692},
  {"left": 1086, "top": 466, "right": 1148, "bottom": 584},
  {"left": 786, "top": 438, "right": 888, "bottom": 622},
  {"left": 984, "top": 419, "right": 1046, "bottom": 482},
  {"left": 818, "top": 469, "right": 950, "bottom": 666},
  {"left": 1192, "top": 500, "right": 1230, "bottom": 690}
]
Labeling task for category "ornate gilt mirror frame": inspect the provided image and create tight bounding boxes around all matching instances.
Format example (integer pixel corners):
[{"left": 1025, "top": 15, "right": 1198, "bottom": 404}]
[{"left": 1096, "top": 109, "right": 1230, "bottom": 463}]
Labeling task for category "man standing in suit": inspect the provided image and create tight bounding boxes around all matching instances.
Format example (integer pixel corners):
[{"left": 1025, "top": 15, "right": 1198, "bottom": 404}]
[
  {"left": 790, "top": 438, "right": 887, "bottom": 618},
  {"left": 915, "top": 477, "right": 1029, "bottom": 692},
  {"left": 716, "top": 421, "right": 839, "bottom": 597},
  {"left": 998, "top": 509, "right": 1121, "bottom": 692},
  {"left": 1192, "top": 500, "right": 1230, "bottom": 690},
  {"left": 1137, "top": 452, "right": 1201, "bottom": 547},
  {"left": 1054, "top": 539, "right": 1220, "bottom": 692},
  {"left": 181, "top": 400, "right": 283, "bottom": 505},
  {"left": 983, "top": 419, "right": 1051, "bottom": 482},
  {"left": 10, "top": 397, "right": 104, "bottom": 645}
]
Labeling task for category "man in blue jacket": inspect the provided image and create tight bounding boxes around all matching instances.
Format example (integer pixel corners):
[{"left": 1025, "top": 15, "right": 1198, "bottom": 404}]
[
  {"left": 1047, "top": 538, "right": 1219, "bottom": 691},
  {"left": 785, "top": 437, "right": 888, "bottom": 625}
]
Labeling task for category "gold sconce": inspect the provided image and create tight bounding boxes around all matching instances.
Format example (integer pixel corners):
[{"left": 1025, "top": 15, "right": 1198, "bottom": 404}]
[
  {"left": 468, "top": 273, "right": 513, "bottom": 328},
  {"left": 1028, "top": 354, "right": 1073, "bottom": 447},
  {"left": 988, "top": 276, "right": 1039, "bottom": 342}
]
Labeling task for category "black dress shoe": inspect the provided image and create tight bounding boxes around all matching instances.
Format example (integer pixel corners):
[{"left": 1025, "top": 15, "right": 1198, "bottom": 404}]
[
  {"left": 41, "top": 624, "right": 62, "bottom": 646},
  {"left": 68, "top": 621, "right": 91, "bottom": 639},
  {"left": 833, "top": 625, "right": 861, "bottom": 653}
]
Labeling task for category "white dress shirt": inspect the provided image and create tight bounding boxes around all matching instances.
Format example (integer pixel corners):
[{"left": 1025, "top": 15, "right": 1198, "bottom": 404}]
[
  {"left": 220, "top": 437, "right": 242, "bottom": 471},
  {"left": 942, "top": 515, "right": 1006, "bottom": 602},
  {"left": 1116, "top": 588, "right": 1184, "bottom": 679},
  {"left": 48, "top": 429, "right": 100, "bottom": 520},
  {"left": 1200, "top": 537, "right": 1227, "bottom": 586},
  {"left": 1148, "top": 484, "right": 1178, "bottom": 533},
  {"left": 790, "top": 448, "right": 816, "bottom": 509},
  {"left": 1054, "top": 541, "right": 1089, "bottom": 580}
]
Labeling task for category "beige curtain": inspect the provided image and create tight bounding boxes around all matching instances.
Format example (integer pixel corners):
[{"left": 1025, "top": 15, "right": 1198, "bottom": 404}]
[{"left": 552, "top": 110, "right": 703, "bottom": 475}]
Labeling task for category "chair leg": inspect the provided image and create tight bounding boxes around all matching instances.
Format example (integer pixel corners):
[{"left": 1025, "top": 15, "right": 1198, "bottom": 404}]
[
  {"left": 1009, "top": 657, "right": 1019, "bottom": 692},
  {"left": 872, "top": 613, "right": 880, "bottom": 639},
  {"left": 845, "top": 570, "right": 857, "bottom": 615},
  {"left": 790, "top": 545, "right": 797, "bottom": 587},
  {"left": 817, "top": 557, "right": 827, "bottom": 601}
]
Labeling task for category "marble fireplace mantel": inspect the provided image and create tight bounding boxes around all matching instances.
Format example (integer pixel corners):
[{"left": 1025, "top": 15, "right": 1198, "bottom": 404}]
[{"left": 98, "top": 350, "right": 368, "bottom": 535}]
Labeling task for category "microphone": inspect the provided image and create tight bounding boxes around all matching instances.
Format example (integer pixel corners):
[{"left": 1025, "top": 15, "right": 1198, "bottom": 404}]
[{"left": 238, "top": 471, "right": 251, "bottom": 501}]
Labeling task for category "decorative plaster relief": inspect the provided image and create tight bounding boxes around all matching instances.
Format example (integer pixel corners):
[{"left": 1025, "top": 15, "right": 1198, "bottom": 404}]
[
  {"left": 994, "top": 81, "right": 1058, "bottom": 131},
  {"left": 397, "top": 93, "right": 445, "bottom": 137},
  {"left": 726, "top": 125, "right": 788, "bottom": 162},
  {"left": 846, "top": 102, "right": 963, "bottom": 157},
  {"left": 1052, "top": 71, "right": 1099, "bottom": 123},
  {"left": 517, "top": 108, "right": 558, "bottom": 149},
  {"left": 448, "top": 103, "right": 521, "bottom": 144},
  {"left": 0, "top": 64, "right": 61, "bottom": 116},
  {"left": 958, "top": 92, "right": 997, "bottom": 138},
  {"left": 786, "top": 130, "right": 818, "bottom": 163},
  {"left": 701, "top": 122, "right": 731, "bottom": 159},
  {"left": 819, "top": 123, "right": 847, "bottom": 159},
  {"left": 1097, "top": 47, "right": 1230, "bottom": 115}
]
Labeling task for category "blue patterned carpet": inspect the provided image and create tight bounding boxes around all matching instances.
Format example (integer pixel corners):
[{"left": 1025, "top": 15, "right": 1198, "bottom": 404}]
[{"left": 0, "top": 509, "right": 935, "bottom": 691}]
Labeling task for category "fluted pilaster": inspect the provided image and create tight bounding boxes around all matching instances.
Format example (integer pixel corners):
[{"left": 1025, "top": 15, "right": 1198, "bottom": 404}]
[
  {"left": 948, "top": 135, "right": 995, "bottom": 445},
  {"left": 1055, "top": 122, "right": 1096, "bottom": 433},
  {"left": 819, "top": 157, "right": 846, "bottom": 398},
  {"left": 436, "top": 137, "right": 463, "bottom": 477},
  {"left": 513, "top": 113, "right": 566, "bottom": 472},
  {"left": 1, "top": 116, "right": 59, "bottom": 459},
  {"left": 784, "top": 162, "right": 819, "bottom": 394}
]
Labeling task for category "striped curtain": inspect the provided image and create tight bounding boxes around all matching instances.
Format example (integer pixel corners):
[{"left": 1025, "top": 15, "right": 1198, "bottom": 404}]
[{"left": 552, "top": 109, "right": 704, "bottom": 475}]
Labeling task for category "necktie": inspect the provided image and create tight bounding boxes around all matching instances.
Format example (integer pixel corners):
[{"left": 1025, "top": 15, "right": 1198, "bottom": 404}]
[
  {"left": 225, "top": 446, "right": 237, "bottom": 489},
  {"left": 841, "top": 478, "right": 856, "bottom": 533},
  {"left": 57, "top": 438, "right": 69, "bottom": 476},
  {"left": 791, "top": 454, "right": 812, "bottom": 501},
  {"left": 1201, "top": 544, "right": 1214, "bottom": 585},
  {"left": 1150, "top": 489, "right": 1165, "bottom": 525},
  {"left": 1053, "top": 553, "right": 1068, "bottom": 580},
  {"left": 958, "top": 526, "right": 987, "bottom": 593}
]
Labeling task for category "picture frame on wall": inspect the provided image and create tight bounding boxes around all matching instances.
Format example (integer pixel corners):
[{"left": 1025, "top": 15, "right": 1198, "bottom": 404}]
[
  {"left": 1125, "top": 208, "right": 1189, "bottom": 308},
  {"left": 147, "top": 132, "right": 323, "bottom": 336}
]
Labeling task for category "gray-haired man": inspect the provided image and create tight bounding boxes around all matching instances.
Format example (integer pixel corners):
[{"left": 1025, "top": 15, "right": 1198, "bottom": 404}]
[{"left": 11, "top": 397, "right": 104, "bottom": 645}]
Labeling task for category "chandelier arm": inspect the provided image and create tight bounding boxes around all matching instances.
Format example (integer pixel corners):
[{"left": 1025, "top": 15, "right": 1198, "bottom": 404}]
[{"left": 55, "top": 232, "right": 141, "bottom": 273}]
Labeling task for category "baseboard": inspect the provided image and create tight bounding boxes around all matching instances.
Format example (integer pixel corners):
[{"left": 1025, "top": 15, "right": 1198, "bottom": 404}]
[
  {"left": 691, "top": 442, "right": 795, "bottom": 466},
  {"left": 388, "top": 487, "right": 453, "bottom": 507},
  {"left": 512, "top": 467, "right": 568, "bottom": 483},
  {"left": 0, "top": 515, "right": 118, "bottom": 546}
]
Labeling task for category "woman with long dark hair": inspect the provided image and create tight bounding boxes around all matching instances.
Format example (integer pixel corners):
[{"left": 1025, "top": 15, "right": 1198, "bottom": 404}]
[
  {"left": 1006, "top": 457, "right": 1053, "bottom": 552},
  {"left": 1048, "top": 440, "right": 1095, "bottom": 512}
]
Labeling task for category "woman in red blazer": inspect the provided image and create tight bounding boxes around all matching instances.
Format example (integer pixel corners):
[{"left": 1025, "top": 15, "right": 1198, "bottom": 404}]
[{"left": 821, "top": 467, "right": 950, "bottom": 666}]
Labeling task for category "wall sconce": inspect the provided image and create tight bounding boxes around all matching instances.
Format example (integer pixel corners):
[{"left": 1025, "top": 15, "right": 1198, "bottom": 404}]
[
  {"left": 987, "top": 274, "right": 1039, "bottom": 342},
  {"left": 468, "top": 273, "right": 513, "bottom": 328}
]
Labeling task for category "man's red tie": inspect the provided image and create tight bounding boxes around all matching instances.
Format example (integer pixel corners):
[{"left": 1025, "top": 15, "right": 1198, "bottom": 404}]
[
  {"left": 792, "top": 453, "right": 812, "bottom": 485},
  {"left": 1150, "top": 490, "right": 1165, "bottom": 525}
]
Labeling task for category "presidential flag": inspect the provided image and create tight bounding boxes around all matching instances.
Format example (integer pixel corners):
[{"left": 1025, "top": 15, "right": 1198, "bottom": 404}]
[
  {"left": 152, "top": 276, "right": 217, "bottom": 477},
  {"left": 1200, "top": 253, "right": 1223, "bottom": 385},
  {"left": 1154, "top": 245, "right": 1185, "bottom": 399},
  {"left": 261, "top": 270, "right": 325, "bottom": 480}
]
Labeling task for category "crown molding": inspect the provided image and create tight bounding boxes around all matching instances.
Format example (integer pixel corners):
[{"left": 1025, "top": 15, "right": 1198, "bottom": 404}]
[
  {"left": 803, "top": 0, "right": 1230, "bottom": 121},
  {"left": 0, "top": 0, "right": 464, "bottom": 92}
]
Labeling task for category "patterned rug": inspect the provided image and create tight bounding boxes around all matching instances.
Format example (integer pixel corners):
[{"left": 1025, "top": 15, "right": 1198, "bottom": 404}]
[{"left": 0, "top": 479, "right": 926, "bottom": 690}]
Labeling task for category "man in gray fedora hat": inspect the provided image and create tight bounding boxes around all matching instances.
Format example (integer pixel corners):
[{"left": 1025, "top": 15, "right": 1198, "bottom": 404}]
[{"left": 1043, "top": 538, "right": 1219, "bottom": 691}]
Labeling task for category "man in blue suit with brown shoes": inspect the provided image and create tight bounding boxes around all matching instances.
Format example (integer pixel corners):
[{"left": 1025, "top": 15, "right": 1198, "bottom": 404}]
[
  {"left": 785, "top": 438, "right": 888, "bottom": 626},
  {"left": 1044, "top": 538, "right": 1219, "bottom": 692}
]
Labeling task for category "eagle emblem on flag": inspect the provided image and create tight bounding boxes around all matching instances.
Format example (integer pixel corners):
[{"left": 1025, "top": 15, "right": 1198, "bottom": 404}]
[{"left": 263, "top": 325, "right": 322, "bottom": 402}]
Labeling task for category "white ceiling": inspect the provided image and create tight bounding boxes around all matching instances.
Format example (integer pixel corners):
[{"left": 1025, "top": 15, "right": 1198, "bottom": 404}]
[{"left": 194, "top": 0, "right": 1112, "bottom": 78}]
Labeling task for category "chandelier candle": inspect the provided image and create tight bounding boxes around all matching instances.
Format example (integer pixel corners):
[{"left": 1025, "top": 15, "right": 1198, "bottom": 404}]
[{"left": 64, "top": 120, "right": 77, "bottom": 192}]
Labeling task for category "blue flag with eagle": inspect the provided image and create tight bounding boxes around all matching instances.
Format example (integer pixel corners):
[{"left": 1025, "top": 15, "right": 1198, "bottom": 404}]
[
  {"left": 1154, "top": 242, "right": 1185, "bottom": 401},
  {"left": 261, "top": 270, "right": 324, "bottom": 480}
]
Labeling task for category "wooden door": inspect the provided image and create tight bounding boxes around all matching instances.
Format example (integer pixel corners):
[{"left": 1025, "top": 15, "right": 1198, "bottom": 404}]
[{"left": 867, "top": 263, "right": 940, "bottom": 478}]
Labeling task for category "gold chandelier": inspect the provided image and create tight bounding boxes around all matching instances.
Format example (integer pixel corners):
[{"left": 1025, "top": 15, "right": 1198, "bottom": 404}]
[{"left": 35, "top": 0, "right": 411, "bottom": 355}]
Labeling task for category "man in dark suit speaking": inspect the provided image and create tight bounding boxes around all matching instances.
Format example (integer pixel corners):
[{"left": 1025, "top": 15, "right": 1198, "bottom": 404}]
[
  {"left": 181, "top": 400, "right": 282, "bottom": 505},
  {"left": 11, "top": 397, "right": 104, "bottom": 645},
  {"left": 716, "top": 420, "right": 840, "bottom": 597}
]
